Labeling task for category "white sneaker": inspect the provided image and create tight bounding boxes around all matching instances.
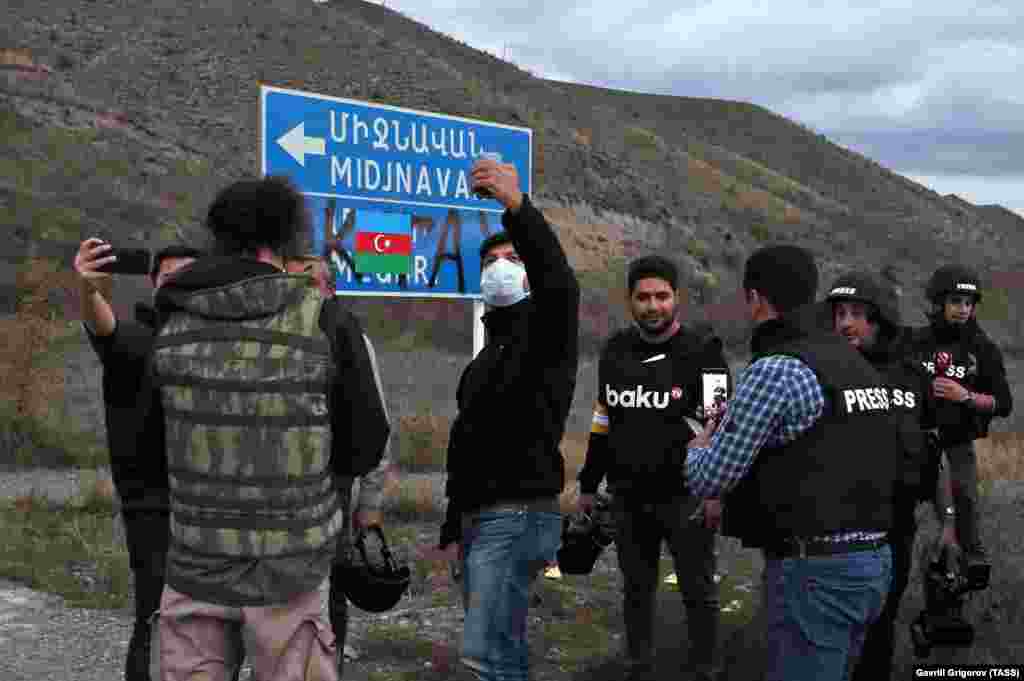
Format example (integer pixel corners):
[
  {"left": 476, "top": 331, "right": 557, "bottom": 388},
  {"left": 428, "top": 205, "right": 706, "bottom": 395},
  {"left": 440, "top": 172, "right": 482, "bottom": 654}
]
[{"left": 544, "top": 565, "right": 563, "bottom": 580}]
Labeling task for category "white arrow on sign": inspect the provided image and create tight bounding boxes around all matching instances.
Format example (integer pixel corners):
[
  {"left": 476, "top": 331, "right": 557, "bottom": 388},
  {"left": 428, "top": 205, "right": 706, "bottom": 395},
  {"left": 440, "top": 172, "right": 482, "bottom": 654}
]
[{"left": 276, "top": 122, "right": 326, "bottom": 167}]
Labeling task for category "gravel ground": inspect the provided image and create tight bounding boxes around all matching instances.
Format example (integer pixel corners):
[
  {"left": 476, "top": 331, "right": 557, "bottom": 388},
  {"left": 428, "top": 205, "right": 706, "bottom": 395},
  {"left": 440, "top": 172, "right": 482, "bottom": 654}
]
[
  {"left": 0, "top": 467, "right": 126, "bottom": 679},
  {"left": 0, "top": 577, "right": 134, "bottom": 681},
  {"left": 0, "top": 466, "right": 112, "bottom": 506}
]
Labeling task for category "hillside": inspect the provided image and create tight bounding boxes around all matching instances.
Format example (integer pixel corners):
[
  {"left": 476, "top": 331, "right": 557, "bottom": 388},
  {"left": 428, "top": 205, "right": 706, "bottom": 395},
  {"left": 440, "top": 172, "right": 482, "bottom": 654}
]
[{"left": 2, "top": 0, "right": 1022, "bottom": 435}]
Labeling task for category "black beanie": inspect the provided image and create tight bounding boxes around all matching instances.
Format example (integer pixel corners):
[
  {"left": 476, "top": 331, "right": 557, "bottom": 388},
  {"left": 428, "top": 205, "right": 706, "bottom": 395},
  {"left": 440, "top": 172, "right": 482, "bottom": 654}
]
[{"left": 743, "top": 245, "right": 818, "bottom": 314}]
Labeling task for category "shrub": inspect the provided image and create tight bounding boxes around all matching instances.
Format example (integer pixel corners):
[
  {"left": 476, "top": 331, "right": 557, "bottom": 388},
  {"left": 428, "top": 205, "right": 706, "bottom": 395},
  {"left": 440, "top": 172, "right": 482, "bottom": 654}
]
[
  {"left": 396, "top": 412, "right": 449, "bottom": 472},
  {"left": 750, "top": 223, "right": 771, "bottom": 242},
  {"left": 386, "top": 476, "right": 444, "bottom": 521},
  {"left": 976, "top": 286, "right": 1011, "bottom": 323},
  {"left": 686, "top": 238, "right": 709, "bottom": 258},
  {"left": 0, "top": 398, "right": 107, "bottom": 469},
  {"left": 624, "top": 126, "right": 660, "bottom": 161},
  {"left": 464, "top": 77, "right": 483, "bottom": 101},
  {"left": 577, "top": 255, "right": 629, "bottom": 296},
  {"left": 0, "top": 107, "right": 32, "bottom": 146},
  {"left": 171, "top": 157, "right": 208, "bottom": 178}
]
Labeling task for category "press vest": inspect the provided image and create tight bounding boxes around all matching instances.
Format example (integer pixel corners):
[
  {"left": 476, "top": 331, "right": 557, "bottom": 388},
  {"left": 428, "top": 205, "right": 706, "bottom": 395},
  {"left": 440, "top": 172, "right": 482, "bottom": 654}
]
[
  {"left": 152, "top": 275, "right": 344, "bottom": 559},
  {"left": 723, "top": 333, "right": 900, "bottom": 546},
  {"left": 870, "top": 351, "right": 933, "bottom": 491},
  {"left": 909, "top": 327, "right": 984, "bottom": 445}
]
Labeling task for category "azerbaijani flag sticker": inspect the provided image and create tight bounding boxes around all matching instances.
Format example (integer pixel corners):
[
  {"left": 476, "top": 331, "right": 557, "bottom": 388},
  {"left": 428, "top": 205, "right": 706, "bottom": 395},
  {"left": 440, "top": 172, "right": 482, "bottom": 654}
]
[{"left": 353, "top": 211, "right": 413, "bottom": 276}]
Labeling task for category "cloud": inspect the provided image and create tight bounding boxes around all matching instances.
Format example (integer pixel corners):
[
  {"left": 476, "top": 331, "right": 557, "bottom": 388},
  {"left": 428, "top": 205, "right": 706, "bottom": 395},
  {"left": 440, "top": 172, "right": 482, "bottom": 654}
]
[
  {"left": 386, "top": 0, "right": 1024, "bottom": 182},
  {"left": 904, "top": 173, "right": 1024, "bottom": 218},
  {"left": 831, "top": 129, "right": 1024, "bottom": 175},
  {"left": 390, "top": 1, "right": 1022, "bottom": 119}
]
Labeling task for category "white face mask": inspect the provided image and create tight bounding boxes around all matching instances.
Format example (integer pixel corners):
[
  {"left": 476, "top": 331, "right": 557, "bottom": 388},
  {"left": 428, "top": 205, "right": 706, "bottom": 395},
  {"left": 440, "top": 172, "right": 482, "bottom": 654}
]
[{"left": 480, "top": 258, "right": 529, "bottom": 307}]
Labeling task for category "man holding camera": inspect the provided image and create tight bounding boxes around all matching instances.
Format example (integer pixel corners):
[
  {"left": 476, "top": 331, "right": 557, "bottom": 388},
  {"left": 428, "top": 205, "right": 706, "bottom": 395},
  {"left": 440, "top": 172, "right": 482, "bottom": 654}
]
[
  {"left": 576, "top": 255, "right": 725, "bottom": 681},
  {"left": 907, "top": 265, "right": 1013, "bottom": 566},
  {"left": 686, "top": 246, "right": 897, "bottom": 681},
  {"left": 73, "top": 239, "right": 202, "bottom": 681}
]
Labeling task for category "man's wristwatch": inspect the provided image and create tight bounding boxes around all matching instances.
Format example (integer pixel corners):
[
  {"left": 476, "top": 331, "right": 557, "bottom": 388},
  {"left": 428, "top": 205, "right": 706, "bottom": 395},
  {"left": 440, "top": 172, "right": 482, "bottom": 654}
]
[{"left": 943, "top": 505, "right": 956, "bottom": 519}]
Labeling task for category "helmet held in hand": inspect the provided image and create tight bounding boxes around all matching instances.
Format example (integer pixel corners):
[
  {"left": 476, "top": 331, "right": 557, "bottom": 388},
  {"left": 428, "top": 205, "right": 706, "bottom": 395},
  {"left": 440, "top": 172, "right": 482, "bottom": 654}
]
[{"left": 338, "top": 525, "right": 411, "bottom": 613}]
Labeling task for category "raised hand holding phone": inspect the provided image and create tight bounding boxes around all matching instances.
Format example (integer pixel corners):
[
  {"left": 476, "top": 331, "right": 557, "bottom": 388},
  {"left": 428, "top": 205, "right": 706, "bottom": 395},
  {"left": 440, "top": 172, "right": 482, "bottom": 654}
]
[
  {"left": 95, "top": 247, "right": 152, "bottom": 275},
  {"left": 701, "top": 369, "right": 731, "bottom": 432}
]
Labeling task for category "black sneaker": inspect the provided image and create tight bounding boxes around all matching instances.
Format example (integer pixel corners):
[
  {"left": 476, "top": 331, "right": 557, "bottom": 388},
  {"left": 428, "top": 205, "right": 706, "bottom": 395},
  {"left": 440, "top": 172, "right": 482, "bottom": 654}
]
[
  {"left": 964, "top": 546, "right": 992, "bottom": 591},
  {"left": 624, "top": 659, "right": 656, "bottom": 681},
  {"left": 694, "top": 667, "right": 722, "bottom": 681},
  {"left": 965, "top": 544, "right": 989, "bottom": 561}
]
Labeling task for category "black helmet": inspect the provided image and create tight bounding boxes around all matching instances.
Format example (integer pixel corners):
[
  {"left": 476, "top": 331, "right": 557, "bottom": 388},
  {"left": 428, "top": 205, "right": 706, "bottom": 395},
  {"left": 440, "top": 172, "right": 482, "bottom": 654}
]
[
  {"left": 826, "top": 271, "right": 901, "bottom": 330},
  {"left": 557, "top": 494, "right": 615, "bottom": 576},
  {"left": 337, "top": 526, "right": 411, "bottom": 612},
  {"left": 925, "top": 265, "right": 982, "bottom": 304}
]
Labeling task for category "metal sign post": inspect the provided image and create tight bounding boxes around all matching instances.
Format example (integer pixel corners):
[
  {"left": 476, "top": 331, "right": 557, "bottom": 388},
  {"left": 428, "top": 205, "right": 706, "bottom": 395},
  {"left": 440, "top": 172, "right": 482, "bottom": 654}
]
[{"left": 472, "top": 299, "right": 486, "bottom": 359}]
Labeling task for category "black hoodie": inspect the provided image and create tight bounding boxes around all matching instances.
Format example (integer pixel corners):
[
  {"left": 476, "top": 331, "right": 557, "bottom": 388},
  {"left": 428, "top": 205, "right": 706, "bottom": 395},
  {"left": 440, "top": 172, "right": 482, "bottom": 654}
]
[
  {"left": 84, "top": 304, "right": 169, "bottom": 512},
  {"left": 441, "top": 196, "right": 580, "bottom": 544}
]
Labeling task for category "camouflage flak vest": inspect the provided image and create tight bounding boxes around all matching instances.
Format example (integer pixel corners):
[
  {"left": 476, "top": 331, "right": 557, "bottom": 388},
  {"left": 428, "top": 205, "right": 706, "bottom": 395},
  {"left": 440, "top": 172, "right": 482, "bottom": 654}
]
[{"left": 152, "top": 274, "right": 344, "bottom": 558}]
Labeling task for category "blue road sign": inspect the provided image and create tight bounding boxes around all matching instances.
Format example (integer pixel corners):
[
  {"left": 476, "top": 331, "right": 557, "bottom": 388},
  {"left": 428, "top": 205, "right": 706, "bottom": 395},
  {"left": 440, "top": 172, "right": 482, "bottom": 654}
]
[{"left": 259, "top": 84, "right": 533, "bottom": 299}]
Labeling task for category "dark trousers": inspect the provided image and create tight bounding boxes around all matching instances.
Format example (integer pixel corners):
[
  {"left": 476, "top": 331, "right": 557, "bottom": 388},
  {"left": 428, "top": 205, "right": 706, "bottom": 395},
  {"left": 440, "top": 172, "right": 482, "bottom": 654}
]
[
  {"left": 945, "top": 441, "right": 984, "bottom": 553},
  {"left": 851, "top": 487, "right": 918, "bottom": 681},
  {"left": 613, "top": 494, "right": 720, "bottom": 675},
  {"left": 122, "top": 510, "right": 170, "bottom": 681},
  {"left": 329, "top": 569, "right": 348, "bottom": 676},
  {"left": 329, "top": 486, "right": 354, "bottom": 677}
]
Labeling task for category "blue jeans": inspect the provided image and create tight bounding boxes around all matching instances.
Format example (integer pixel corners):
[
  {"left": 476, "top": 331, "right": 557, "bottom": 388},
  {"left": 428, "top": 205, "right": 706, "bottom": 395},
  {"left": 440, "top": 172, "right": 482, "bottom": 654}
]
[
  {"left": 459, "top": 507, "right": 562, "bottom": 681},
  {"left": 763, "top": 546, "right": 892, "bottom": 681}
]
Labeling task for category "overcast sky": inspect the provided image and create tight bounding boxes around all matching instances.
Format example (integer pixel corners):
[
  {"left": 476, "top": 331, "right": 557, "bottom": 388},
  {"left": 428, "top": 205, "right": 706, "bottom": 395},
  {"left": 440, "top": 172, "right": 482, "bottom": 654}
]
[{"left": 383, "top": 0, "right": 1024, "bottom": 217}]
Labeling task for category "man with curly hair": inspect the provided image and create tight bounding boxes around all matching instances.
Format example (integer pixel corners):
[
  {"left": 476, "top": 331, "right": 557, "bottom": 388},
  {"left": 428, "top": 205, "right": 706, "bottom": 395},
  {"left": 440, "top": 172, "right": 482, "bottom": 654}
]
[{"left": 148, "top": 176, "right": 390, "bottom": 681}]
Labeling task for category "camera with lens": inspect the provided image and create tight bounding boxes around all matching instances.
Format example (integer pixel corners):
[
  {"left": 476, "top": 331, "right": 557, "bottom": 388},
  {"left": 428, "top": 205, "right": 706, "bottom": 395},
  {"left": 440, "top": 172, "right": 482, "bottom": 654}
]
[{"left": 910, "top": 546, "right": 991, "bottom": 658}]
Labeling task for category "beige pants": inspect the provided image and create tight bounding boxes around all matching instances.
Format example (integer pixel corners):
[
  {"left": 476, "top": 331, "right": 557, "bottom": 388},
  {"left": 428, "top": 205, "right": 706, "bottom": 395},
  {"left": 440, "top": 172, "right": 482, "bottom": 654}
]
[{"left": 151, "top": 585, "right": 338, "bottom": 681}]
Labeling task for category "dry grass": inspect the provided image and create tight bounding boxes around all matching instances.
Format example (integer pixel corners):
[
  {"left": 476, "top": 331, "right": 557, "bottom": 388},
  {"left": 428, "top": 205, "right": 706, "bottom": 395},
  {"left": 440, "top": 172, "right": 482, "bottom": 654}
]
[
  {"left": 386, "top": 476, "right": 445, "bottom": 521},
  {"left": 685, "top": 155, "right": 805, "bottom": 226},
  {"left": 544, "top": 207, "right": 627, "bottom": 275},
  {"left": 395, "top": 412, "right": 450, "bottom": 472},
  {"left": 0, "top": 257, "right": 81, "bottom": 435},
  {"left": 975, "top": 432, "right": 1024, "bottom": 483}
]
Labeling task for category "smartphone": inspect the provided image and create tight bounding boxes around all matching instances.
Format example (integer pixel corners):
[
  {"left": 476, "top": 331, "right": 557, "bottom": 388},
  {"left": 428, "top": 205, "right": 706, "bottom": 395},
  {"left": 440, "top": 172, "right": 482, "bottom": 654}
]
[
  {"left": 701, "top": 369, "right": 731, "bottom": 420},
  {"left": 96, "top": 247, "right": 152, "bottom": 275},
  {"left": 472, "top": 152, "right": 502, "bottom": 198}
]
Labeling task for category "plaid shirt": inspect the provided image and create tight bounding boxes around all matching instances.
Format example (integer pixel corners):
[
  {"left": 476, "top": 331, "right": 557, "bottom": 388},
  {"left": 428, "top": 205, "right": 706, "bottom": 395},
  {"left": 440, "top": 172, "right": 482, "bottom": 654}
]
[{"left": 686, "top": 355, "right": 886, "bottom": 544}]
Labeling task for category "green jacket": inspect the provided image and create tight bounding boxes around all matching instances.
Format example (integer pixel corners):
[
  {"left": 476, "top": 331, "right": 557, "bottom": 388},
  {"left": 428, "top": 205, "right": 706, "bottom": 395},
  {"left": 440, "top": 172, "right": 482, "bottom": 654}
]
[{"left": 153, "top": 271, "right": 344, "bottom": 559}]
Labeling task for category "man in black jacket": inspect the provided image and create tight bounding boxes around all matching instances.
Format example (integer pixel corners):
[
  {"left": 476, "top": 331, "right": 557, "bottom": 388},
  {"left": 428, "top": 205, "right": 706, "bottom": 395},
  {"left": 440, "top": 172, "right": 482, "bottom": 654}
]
[
  {"left": 576, "top": 255, "right": 726, "bottom": 681},
  {"left": 907, "top": 264, "right": 1013, "bottom": 564},
  {"left": 438, "top": 156, "right": 580, "bottom": 681},
  {"left": 826, "top": 272, "right": 960, "bottom": 681},
  {"left": 73, "top": 240, "right": 202, "bottom": 681}
]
